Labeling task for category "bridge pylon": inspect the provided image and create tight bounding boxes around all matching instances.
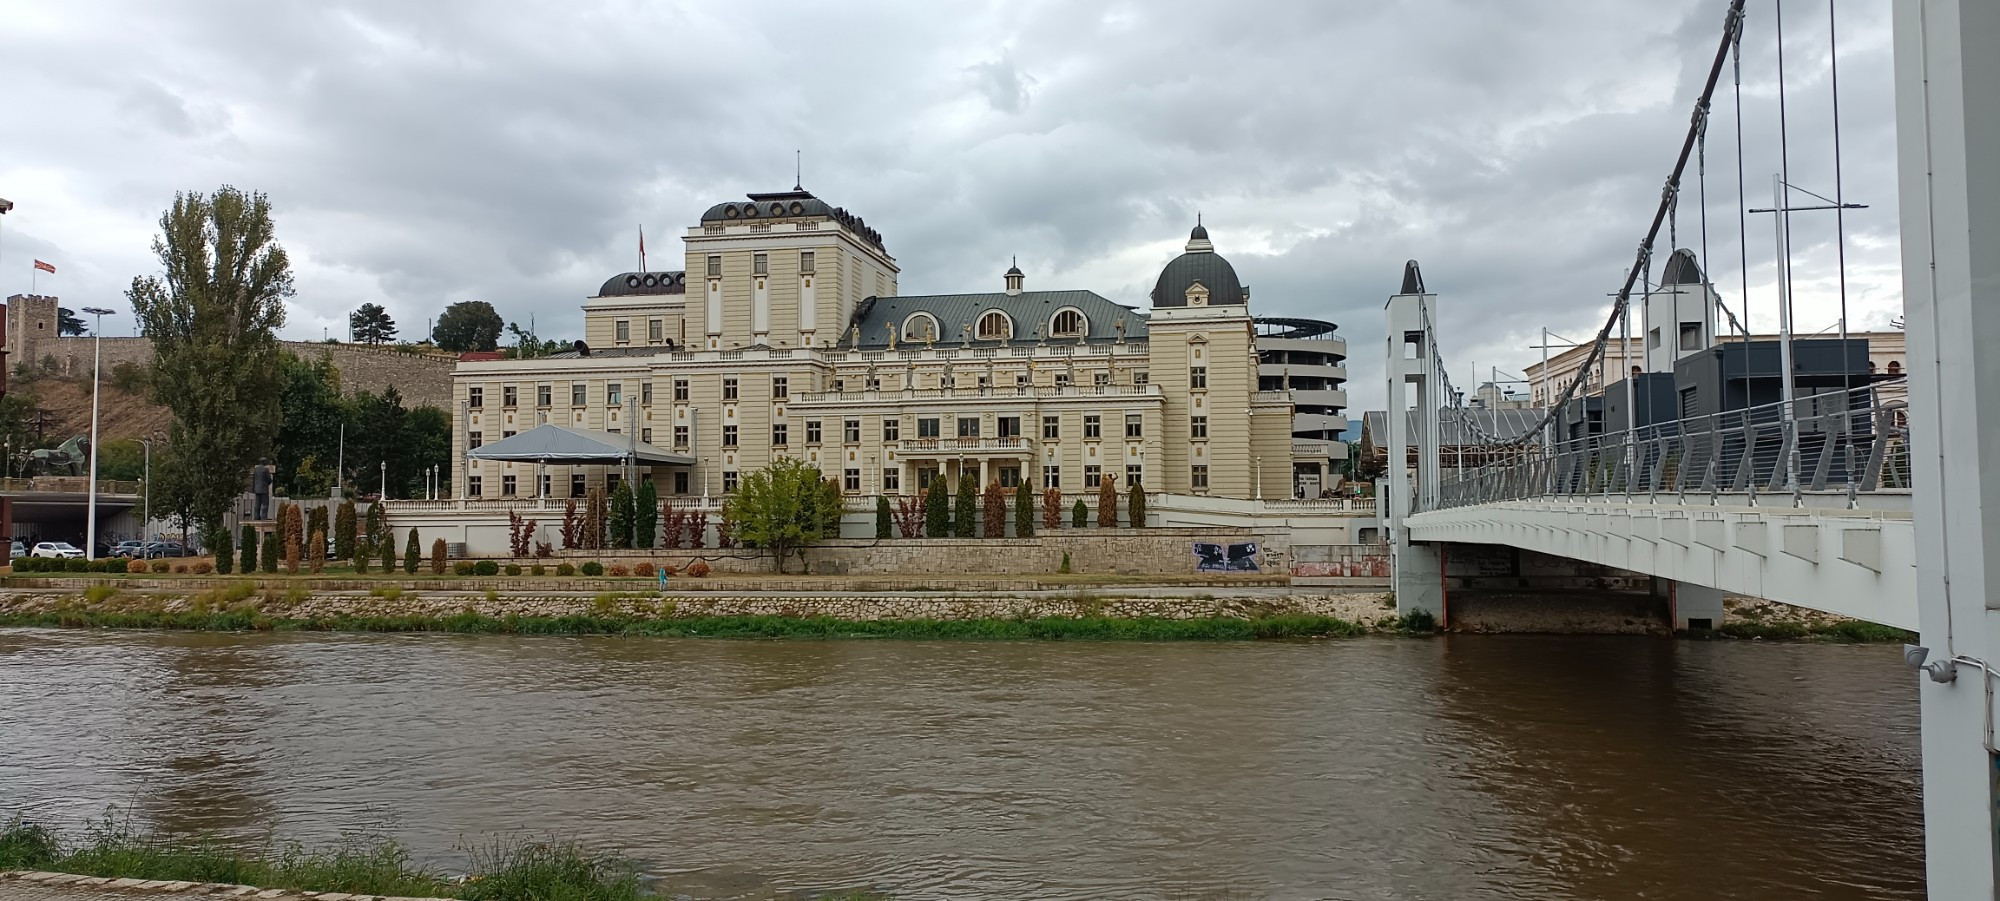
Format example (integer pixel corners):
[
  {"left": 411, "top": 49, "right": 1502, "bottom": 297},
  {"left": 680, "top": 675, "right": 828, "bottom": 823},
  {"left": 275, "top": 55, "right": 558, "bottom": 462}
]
[{"left": 1384, "top": 262, "right": 1445, "bottom": 622}]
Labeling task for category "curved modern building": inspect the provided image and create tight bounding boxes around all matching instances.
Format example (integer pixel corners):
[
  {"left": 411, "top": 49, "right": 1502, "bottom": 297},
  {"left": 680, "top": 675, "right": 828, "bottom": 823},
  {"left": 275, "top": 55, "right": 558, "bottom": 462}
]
[{"left": 1255, "top": 316, "right": 1348, "bottom": 496}]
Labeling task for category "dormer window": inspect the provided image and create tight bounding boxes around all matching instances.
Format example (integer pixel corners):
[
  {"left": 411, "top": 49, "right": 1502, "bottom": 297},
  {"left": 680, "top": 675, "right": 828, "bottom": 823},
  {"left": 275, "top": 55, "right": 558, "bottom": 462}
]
[
  {"left": 976, "top": 310, "right": 1014, "bottom": 341},
  {"left": 1185, "top": 280, "right": 1210, "bottom": 306},
  {"left": 902, "top": 313, "right": 939, "bottom": 343},
  {"left": 1049, "top": 308, "right": 1086, "bottom": 338}
]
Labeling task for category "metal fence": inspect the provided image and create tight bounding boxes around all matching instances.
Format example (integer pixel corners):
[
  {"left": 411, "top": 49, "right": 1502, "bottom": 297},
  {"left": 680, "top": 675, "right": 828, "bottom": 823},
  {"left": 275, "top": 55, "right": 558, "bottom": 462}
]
[{"left": 1436, "top": 378, "right": 1910, "bottom": 510}]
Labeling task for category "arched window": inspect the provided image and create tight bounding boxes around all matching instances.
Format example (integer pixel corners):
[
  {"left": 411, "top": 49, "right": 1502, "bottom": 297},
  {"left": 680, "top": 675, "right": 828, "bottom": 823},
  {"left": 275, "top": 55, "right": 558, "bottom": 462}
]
[
  {"left": 976, "top": 310, "right": 1013, "bottom": 341},
  {"left": 1049, "top": 308, "right": 1086, "bottom": 338},
  {"left": 902, "top": 313, "right": 939, "bottom": 343},
  {"left": 1887, "top": 360, "right": 1903, "bottom": 375}
]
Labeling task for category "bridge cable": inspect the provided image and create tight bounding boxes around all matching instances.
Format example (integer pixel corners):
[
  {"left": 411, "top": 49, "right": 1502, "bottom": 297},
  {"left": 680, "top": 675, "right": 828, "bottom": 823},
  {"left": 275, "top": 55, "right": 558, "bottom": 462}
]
[
  {"left": 1731, "top": 9, "right": 1751, "bottom": 337},
  {"left": 1828, "top": 0, "right": 1851, "bottom": 383},
  {"left": 1776, "top": 0, "right": 1796, "bottom": 332}
]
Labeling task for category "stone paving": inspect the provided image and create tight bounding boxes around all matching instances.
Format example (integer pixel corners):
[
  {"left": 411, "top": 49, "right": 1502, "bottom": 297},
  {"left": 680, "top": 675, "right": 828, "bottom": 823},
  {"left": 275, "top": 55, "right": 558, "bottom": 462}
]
[{"left": 0, "top": 873, "right": 446, "bottom": 901}]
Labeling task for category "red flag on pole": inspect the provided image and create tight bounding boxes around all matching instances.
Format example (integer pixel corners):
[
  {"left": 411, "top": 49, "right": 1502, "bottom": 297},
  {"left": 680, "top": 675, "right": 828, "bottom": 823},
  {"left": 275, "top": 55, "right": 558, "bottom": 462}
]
[{"left": 32, "top": 259, "right": 55, "bottom": 274}]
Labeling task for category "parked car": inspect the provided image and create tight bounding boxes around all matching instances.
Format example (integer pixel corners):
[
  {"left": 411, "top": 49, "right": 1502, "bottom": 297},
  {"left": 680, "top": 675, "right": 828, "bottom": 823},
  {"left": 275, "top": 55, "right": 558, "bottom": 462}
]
[
  {"left": 8, "top": 540, "right": 24, "bottom": 560},
  {"left": 142, "top": 541, "right": 194, "bottom": 559},
  {"left": 110, "top": 541, "right": 147, "bottom": 558},
  {"left": 30, "top": 542, "right": 83, "bottom": 559}
]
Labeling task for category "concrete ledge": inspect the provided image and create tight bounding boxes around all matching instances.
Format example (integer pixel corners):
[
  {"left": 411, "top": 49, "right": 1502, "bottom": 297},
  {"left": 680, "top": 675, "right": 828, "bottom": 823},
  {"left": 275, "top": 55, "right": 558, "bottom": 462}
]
[{"left": 1, "top": 871, "right": 452, "bottom": 901}]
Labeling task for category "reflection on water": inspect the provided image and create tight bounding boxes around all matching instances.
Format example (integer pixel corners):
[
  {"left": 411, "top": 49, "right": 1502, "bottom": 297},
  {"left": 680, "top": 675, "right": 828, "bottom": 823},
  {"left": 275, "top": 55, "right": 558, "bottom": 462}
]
[{"left": 0, "top": 629, "right": 1922, "bottom": 900}]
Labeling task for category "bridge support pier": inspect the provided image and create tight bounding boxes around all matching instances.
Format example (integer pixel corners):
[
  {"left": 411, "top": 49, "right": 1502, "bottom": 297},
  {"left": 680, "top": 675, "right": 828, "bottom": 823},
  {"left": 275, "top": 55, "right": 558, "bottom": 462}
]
[
  {"left": 1671, "top": 582, "right": 1726, "bottom": 632},
  {"left": 1392, "top": 539, "right": 1444, "bottom": 623}
]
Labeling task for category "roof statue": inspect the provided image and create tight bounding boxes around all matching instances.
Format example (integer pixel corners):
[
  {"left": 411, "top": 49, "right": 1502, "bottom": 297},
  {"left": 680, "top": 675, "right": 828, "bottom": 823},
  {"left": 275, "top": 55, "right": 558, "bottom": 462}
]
[{"left": 884, "top": 322, "right": 897, "bottom": 350}]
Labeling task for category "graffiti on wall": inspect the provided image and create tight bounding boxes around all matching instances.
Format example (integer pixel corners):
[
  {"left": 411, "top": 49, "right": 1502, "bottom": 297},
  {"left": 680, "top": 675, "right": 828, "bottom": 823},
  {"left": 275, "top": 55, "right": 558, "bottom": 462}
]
[{"left": 1193, "top": 541, "right": 1260, "bottom": 572}]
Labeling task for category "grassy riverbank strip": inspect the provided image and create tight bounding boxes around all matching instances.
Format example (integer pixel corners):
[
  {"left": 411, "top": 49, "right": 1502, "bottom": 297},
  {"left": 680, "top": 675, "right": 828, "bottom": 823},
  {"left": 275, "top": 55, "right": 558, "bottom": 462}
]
[
  {"left": 1, "top": 819, "right": 886, "bottom": 901},
  {"left": 0, "top": 608, "right": 1372, "bottom": 640}
]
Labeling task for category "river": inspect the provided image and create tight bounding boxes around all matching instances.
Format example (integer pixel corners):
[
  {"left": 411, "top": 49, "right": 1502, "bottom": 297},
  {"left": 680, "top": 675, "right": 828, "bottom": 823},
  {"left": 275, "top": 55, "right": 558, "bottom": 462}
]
[{"left": 0, "top": 629, "right": 1922, "bottom": 900}]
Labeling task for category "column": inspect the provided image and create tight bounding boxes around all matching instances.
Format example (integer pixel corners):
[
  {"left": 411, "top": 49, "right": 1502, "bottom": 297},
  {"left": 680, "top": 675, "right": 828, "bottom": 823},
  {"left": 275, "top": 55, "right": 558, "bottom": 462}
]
[
  {"left": 1672, "top": 582, "right": 1726, "bottom": 632},
  {"left": 1895, "top": 0, "right": 2000, "bottom": 893}
]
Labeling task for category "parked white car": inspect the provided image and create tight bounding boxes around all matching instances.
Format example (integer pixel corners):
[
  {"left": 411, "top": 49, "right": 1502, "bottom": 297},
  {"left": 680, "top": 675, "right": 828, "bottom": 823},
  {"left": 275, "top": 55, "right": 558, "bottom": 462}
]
[{"left": 30, "top": 541, "right": 83, "bottom": 559}]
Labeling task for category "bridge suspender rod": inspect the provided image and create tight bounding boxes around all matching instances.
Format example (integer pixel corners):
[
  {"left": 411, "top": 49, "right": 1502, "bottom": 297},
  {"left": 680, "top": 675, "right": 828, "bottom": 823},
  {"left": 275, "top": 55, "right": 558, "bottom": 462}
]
[{"left": 1509, "top": 0, "right": 1747, "bottom": 449}]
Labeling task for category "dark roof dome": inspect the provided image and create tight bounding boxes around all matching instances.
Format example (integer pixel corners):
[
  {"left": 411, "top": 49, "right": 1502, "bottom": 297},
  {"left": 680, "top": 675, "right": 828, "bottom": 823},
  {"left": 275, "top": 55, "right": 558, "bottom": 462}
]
[
  {"left": 1150, "top": 223, "right": 1245, "bottom": 308},
  {"left": 698, "top": 188, "right": 886, "bottom": 252},
  {"left": 1005, "top": 263, "right": 1023, "bottom": 276},
  {"left": 598, "top": 270, "right": 686, "bottom": 297}
]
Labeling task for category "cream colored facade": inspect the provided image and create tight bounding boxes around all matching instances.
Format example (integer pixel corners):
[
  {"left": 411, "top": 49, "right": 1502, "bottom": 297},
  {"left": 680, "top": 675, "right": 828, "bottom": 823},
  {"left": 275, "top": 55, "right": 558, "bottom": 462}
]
[{"left": 452, "top": 189, "right": 1294, "bottom": 503}]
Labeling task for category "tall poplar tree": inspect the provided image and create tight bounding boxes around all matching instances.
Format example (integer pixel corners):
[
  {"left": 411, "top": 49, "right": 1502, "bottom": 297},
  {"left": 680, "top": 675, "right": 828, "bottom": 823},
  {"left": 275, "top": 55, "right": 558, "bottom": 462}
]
[{"left": 127, "top": 186, "right": 292, "bottom": 534}]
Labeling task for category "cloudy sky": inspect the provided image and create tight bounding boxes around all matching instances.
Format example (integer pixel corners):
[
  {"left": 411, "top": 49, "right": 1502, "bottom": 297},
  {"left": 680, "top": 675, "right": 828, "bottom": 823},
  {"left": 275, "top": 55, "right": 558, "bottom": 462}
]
[{"left": 0, "top": 0, "right": 1902, "bottom": 415}]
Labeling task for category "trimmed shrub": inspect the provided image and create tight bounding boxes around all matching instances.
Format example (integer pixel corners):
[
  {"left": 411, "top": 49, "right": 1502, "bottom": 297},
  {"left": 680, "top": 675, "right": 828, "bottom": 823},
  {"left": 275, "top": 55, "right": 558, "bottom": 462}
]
[
  {"left": 580, "top": 561, "right": 604, "bottom": 577},
  {"left": 430, "top": 538, "right": 447, "bottom": 575},
  {"left": 635, "top": 479, "right": 658, "bottom": 548},
  {"left": 281, "top": 503, "right": 303, "bottom": 574},
  {"left": 127, "top": 558, "right": 149, "bottom": 574},
  {"left": 504, "top": 563, "right": 522, "bottom": 576},
  {"left": 634, "top": 561, "right": 656, "bottom": 577},
  {"left": 214, "top": 528, "right": 234, "bottom": 575},
  {"left": 354, "top": 538, "right": 372, "bottom": 575},
  {"left": 659, "top": 564, "right": 679, "bottom": 576},
  {"left": 150, "top": 559, "right": 169, "bottom": 574},
  {"left": 685, "top": 560, "right": 711, "bottom": 578},
  {"left": 555, "top": 562, "right": 576, "bottom": 577},
  {"left": 452, "top": 560, "right": 475, "bottom": 576},
  {"left": 172, "top": 563, "right": 189, "bottom": 574},
  {"left": 876, "top": 496, "right": 892, "bottom": 539},
  {"left": 403, "top": 528, "right": 421, "bottom": 574},
  {"left": 473, "top": 560, "right": 499, "bottom": 576},
  {"left": 335, "top": 499, "right": 357, "bottom": 560},
  {"left": 1127, "top": 479, "right": 1147, "bottom": 529},
  {"left": 241, "top": 524, "right": 257, "bottom": 574},
  {"left": 530, "top": 563, "right": 546, "bottom": 576},
  {"left": 609, "top": 564, "right": 630, "bottom": 577},
  {"left": 307, "top": 505, "right": 329, "bottom": 549},
  {"left": 1041, "top": 487, "right": 1063, "bottom": 530},
  {"left": 924, "top": 483, "right": 949, "bottom": 537},
  {"left": 192, "top": 561, "right": 214, "bottom": 575},
  {"left": 953, "top": 475, "right": 977, "bottom": 538},
  {"left": 1072, "top": 498, "right": 1088, "bottom": 528},
  {"left": 981, "top": 481, "right": 1006, "bottom": 538},
  {"left": 380, "top": 527, "right": 396, "bottom": 572},
  {"left": 308, "top": 529, "right": 327, "bottom": 574},
  {"left": 1015, "top": 481, "right": 1035, "bottom": 538},
  {"left": 1097, "top": 478, "right": 1118, "bottom": 528},
  {"left": 260, "top": 532, "right": 279, "bottom": 574},
  {"left": 608, "top": 481, "right": 635, "bottom": 550}
]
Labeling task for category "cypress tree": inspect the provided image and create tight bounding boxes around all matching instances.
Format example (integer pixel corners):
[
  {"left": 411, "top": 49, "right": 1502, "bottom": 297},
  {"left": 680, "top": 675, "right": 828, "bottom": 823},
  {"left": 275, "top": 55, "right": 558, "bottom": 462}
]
[
  {"left": 260, "top": 531, "right": 279, "bottom": 573},
  {"left": 214, "top": 527, "right": 234, "bottom": 575},
  {"left": 308, "top": 529, "right": 327, "bottom": 574},
  {"left": 380, "top": 526, "right": 396, "bottom": 571},
  {"left": 953, "top": 474, "right": 977, "bottom": 538},
  {"left": 1127, "top": 479, "right": 1147, "bottom": 528},
  {"left": 1097, "top": 477, "right": 1118, "bottom": 528},
  {"left": 240, "top": 523, "right": 257, "bottom": 574},
  {"left": 875, "top": 495, "right": 892, "bottom": 538},
  {"left": 609, "top": 481, "right": 635, "bottom": 549},
  {"left": 403, "top": 527, "right": 421, "bottom": 573},
  {"left": 1072, "top": 498, "right": 1088, "bottom": 528},
  {"left": 634, "top": 479, "right": 658, "bottom": 548},
  {"left": 1015, "top": 482, "right": 1035, "bottom": 538},
  {"left": 334, "top": 500, "right": 357, "bottom": 560},
  {"left": 355, "top": 538, "right": 372, "bottom": 574},
  {"left": 924, "top": 483, "right": 949, "bottom": 538},
  {"left": 430, "top": 538, "right": 447, "bottom": 574},
  {"left": 307, "top": 506, "right": 329, "bottom": 549}
]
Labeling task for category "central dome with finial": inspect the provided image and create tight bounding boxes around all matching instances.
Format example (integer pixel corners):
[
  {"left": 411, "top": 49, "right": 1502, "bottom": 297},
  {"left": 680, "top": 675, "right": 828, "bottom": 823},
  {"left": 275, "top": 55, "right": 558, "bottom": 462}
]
[{"left": 1151, "top": 220, "right": 1245, "bottom": 308}]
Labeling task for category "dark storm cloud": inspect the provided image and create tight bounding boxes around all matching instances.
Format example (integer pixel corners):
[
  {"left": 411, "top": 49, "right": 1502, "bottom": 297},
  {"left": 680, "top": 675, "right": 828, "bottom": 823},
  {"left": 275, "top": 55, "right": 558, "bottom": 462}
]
[{"left": 0, "top": 0, "right": 1900, "bottom": 414}]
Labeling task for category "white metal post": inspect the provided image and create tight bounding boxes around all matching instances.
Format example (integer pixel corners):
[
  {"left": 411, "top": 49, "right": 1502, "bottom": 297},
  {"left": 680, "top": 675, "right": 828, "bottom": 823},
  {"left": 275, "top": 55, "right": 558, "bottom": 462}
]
[
  {"left": 81, "top": 307, "right": 112, "bottom": 559},
  {"left": 1772, "top": 173, "right": 1801, "bottom": 492}
]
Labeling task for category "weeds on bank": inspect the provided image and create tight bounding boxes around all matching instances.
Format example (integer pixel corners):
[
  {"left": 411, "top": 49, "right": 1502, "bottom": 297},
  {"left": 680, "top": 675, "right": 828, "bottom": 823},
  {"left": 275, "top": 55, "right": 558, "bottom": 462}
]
[{"left": 1707, "top": 619, "right": 1914, "bottom": 642}]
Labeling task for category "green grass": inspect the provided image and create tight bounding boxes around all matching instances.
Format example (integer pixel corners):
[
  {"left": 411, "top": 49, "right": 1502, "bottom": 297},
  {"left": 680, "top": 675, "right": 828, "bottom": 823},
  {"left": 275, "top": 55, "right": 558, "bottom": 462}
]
[
  {"left": 0, "top": 608, "right": 1366, "bottom": 641},
  {"left": 1, "top": 815, "right": 879, "bottom": 900},
  {"left": 1708, "top": 619, "right": 1914, "bottom": 642}
]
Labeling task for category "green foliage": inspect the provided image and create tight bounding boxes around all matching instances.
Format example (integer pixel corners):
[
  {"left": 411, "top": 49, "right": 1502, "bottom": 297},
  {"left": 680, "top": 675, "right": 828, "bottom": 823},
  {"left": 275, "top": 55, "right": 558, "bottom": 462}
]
[
  {"left": 364, "top": 502, "right": 385, "bottom": 548},
  {"left": 473, "top": 560, "right": 499, "bottom": 576},
  {"left": 273, "top": 351, "right": 345, "bottom": 496},
  {"left": 432, "top": 300, "right": 504, "bottom": 352},
  {"left": 723, "top": 457, "right": 845, "bottom": 573},
  {"left": 1097, "top": 478, "right": 1117, "bottom": 527},
  {"left": 430, "top": 538, "right": 447, "bottom": 575},
  {"left": 633, "top": 478, "right": 658, "bottom": 548},
  {"left": 555, "top": 562, "right": 576, "bottom": 577},
  {"left": 334, "top": 500, "right": 357, "bottom": 560},
  {"left": 380, "top": 525, "right": 396, "bottom": 572},
  {"left": 127, "top": 186, "right": 292, "bottom": 533},
  {"left": 109, "top": 360, "right": 152, "bottom": 393},
  {"left": 239, "top": 524, "right": 257, "bottom": 574},
  {"left": 1394, "top": 609, "right": 1438, "bottom": 633},
  {"left": 402, "top": 528, "right": 421, "bottom": 574},
  {"left": 93, "top": 439, "right": 145, "bottom": 481},
  {"left": 1072, "top": 498, "right": 1088, "bottom": 528},
  {"left": 345, "top": 388, "right": 451, "bottom": 500},
  {"left": 579, "top": 561, "right": 603, "bottom": 577},
  {"left": 213, "top": 528, "right": 234, "bottom": 575},
  {"left": 1127, "top": 479, "right": 1147, "bottom": 528},
  {"left": 348, "top": 302, "right": 397, "bottom": 345},
  {"left": 504, "top": 564, "right": 522, "bottom": 576},
  {"left": 1059, "top": 551, "right": 1072, "bottom": 574},
  {"left": 354, "top": 538, "right": 371, "bottom": 575},
  {"left": 953, "top": 474, "right": 976, "bottom": 538},
  {"left": 875, "top": 495, "right": 892, "bottom": 539},
  {"left": 307, "top": 506, "right": 329, "bottom": 546},
  {"left": 1014, "top": 482, "right": 1035, "bottom": 538},
  {"left": 608, "top": 481, "right": 635, "bottom": 550},
  {"left": 452, "top": 560, "right": 475, "bottom": 576},
  {"left": 924, "top": 482, "right": 949, "bottom": 538},
  {"left": 259, "top": 532, "right": 279, "bottom": 574},
  {"left": 981, "top": 480, "right": 1006, "bottom": 538}
]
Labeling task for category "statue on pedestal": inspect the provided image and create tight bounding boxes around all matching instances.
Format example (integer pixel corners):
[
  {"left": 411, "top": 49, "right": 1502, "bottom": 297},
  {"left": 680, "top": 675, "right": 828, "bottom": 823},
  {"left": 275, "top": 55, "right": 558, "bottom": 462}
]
[{"left": 250, "top": 460, "right": 275, "bottom": 520}]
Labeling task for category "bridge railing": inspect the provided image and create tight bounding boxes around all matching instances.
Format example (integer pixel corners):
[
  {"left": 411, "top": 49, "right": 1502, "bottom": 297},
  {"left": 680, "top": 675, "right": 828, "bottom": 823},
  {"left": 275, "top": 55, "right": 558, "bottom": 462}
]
[{"left": 1436, "top": 378, "right": 1910, "bottom": 510}]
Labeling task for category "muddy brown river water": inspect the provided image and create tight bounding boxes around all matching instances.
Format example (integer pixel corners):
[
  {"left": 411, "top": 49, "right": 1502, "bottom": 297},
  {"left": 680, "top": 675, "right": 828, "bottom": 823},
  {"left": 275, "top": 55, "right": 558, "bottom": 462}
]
[{"left": 0, "top": 629, "right": 1923, "bottom": 900}]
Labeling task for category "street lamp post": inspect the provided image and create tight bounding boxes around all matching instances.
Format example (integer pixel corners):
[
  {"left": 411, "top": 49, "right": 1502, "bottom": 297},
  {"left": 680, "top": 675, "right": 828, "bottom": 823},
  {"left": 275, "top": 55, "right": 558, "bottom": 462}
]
[
  {"left": 80, "top": 306, "right": 114, "bottom": 559},
  {"left": 139, "top": 433, "right": 156, "bottom": 541}
]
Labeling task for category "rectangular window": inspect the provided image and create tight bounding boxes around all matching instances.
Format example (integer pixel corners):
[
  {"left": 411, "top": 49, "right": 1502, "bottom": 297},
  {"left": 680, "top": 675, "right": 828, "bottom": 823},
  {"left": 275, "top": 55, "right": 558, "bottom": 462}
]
[
  {"left": 502, "top": 475, "right": 518, "bottom": 496},
  {"left": 572, "top": 384, "right": 587, "bottom": 406},
  {"left": 1054, "top": 372, "right": 1071, "bottom": 387},
  {"left": 1085, "top": 465, "right": 1102, "bottom": 487},
  {"left": 1043, "top": 465, "right": 1061, "bottom": 489},
  {"left": 502, "top": 429, "right": 516, "bottom": 440},
  {"left": 615, "top": 320, "right": 630, "bottom": 342},
  {"left": 468, "top": 387, "right": 484, "bottom": 409},
  {"left": 882, "top": 419, "right": 900, "bottom": 442},
  {"left": 467, "top": 476, "right": 483, "bottom": 498},
  {"left": 674, "top": 378, "right": 690, "bottom": 402},
  {"left": 771, "top": 376, "right": 788, "bottom": 399},
  {"left": 706, "top": 255, "right": 722, "bottom": 278},
  {"left": 1190, "top": 415, "right": 1208, "bottom": 439},
  {"left": 723, "top": 378, "right": 739, "bottom": 401},
  {"left": 648, "top": 319, "right": 663, "bottom": 343},
  {"left": 722, "top": 425, "right": 739, "bottom": 447},
  {"left": 1042, "top": 415, "right": 1060, "bottom": 439},
  {"left": 1126, "top": 464, "right": 1144, "bottom": 487},
  {"left": 806, "top": 420, "right": 823, "bottom": 444},
  {"left": 608, "top": 383, "right": 623, "bottom": 406},
  {"left": 1680, "top": 322, "right": 1703, "bottom": 351},
  {"left": 1125, "top": 414, "right": 1143, "bottom": 438},
  {"left": 997, "top": 416, "right": 1021, "bottom": 438},
  {"left": 843, "top": 419, "right": 860, "bottom": 443},
  {"left": 977, "top": 374, "right": 991, "bottom": 389},
  {"left": 1648, "top": 327, "right": 1662, "bottom": 350},
  {"left": 539, "top": 473, "right": 552, "bottom": 496},
  {"left": 918, "top": 418, "right": 940, "bottom": 438},
  {"left": 1191, "top": 465, "right": 1209, "bottom": 489},
  {"left": 1093, "top": 372, "right": 1110, "bottom": 387},
  {"left": 882, "top": 468, "right": 900, "bottom": 493},
  {"left": 723, "top": 471, "right": 739, "bottom": 493},
  {"left": 469, "top": 431, "right": 483, "bottom": 450},
  {"left": 772, "top": 424, "right": 788, "bottom": 446},
  {"left": 940, "top": 373, "right": 955, "bottom": 389},
  {"left": 800, "top": 251, "right": 815, "bottom": 275},
  {"left": 1015, "top": 372, "right": 1030, "bottom": 388},
  {"left": 538, "top": 385, "right": 552, "bottom": 406},
  {"left": 998, "top": 466, "right": 1021, "bottom": 488},
  {"left": 1133, "top": 371, "right": 1149, "bottom": 386},
  {"left": 571, "top": 474, "right": 587, "bottom": 497},
  {"left": 917, "top": 467, "right": 939, "bottom": 490},
  {"left": 502, "top": 386, "right": 518, "bottom": 407},
  {"left": 640, "top": 428, "right": 652, "bottom": 444},
  {"left": 673, "top": 471, "right": 689, "bottom": 495},
  {"left": 866, "top": 374, "right": 881, "bottom": 391},
  {"left": 1084, "top": 415, "right": 1102, "bottom": 438},
  {"left": 673, "top": 425, "right": 689, "bottom": 448},
  {"left": 843, "top": 468, "right": 861, "bottom": 492},
  {"left": 1189, "top": 366, "right": 1207, "bottom": 389},
  {"left": 753, "top": 253, "right": 768, "bottom": 276},
  {"left": 957, "top": 417, "right": 980, "bottom": 438}
]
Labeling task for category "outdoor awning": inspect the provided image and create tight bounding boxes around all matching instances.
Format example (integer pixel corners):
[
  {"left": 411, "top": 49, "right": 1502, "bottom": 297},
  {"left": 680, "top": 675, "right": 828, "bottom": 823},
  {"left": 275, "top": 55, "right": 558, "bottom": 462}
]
[{"left": 466, "top": 424, "right": 695, "bottom": 466}]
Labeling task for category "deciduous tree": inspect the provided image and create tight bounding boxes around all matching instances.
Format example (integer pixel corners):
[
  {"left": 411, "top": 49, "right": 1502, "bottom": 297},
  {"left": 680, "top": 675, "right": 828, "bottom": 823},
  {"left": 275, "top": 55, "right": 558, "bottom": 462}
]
[
  {"left": 126, "top": 186, "right": 292, "bottom": 533},
  {"left": 432, "top": 300, "right": 503, "bottom": 352},
  {"left": 722, "top": 458, "right": 843, "bottom": 574}
]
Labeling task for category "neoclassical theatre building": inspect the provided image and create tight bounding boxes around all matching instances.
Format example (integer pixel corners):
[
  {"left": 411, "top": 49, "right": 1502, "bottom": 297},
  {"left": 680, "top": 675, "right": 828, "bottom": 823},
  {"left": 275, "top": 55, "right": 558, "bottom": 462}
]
[{"left": 450, "top": 187, "right": 1347, "bottom": 508}]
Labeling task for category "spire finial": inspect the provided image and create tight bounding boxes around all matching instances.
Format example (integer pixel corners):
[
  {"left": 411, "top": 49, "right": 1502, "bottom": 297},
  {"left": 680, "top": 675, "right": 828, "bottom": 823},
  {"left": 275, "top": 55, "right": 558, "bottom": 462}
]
[
  {"left": 1012, "top": 255, "right": 1017, "bottom": 267},
  {"left": 1197, "top": 210, "right": 1202, "bottom": 227},
  {"left": 794, "top": 150, "right": 802, "bottom": 191}
]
